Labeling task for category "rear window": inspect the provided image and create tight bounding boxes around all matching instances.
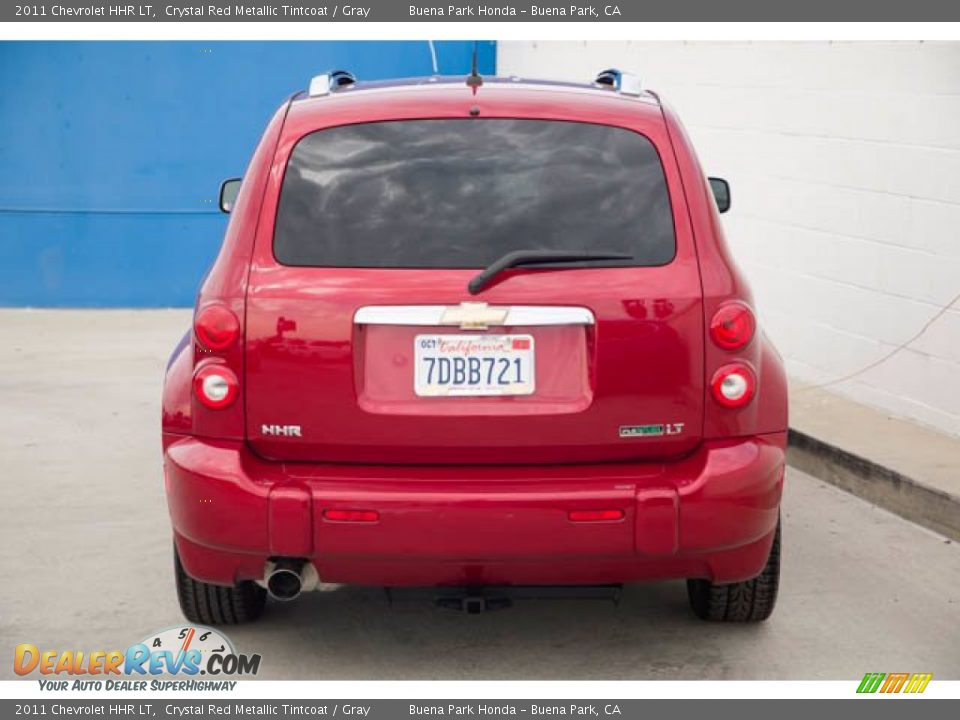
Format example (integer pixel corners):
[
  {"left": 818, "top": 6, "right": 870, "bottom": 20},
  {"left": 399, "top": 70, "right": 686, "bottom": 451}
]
[{"left": 274, "top": 119, "right": 676, "bottom": 268}]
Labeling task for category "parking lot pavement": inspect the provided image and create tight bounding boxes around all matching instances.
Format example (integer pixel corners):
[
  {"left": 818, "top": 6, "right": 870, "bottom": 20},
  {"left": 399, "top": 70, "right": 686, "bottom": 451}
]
[{"left": 1, "top": 309, "right": 958, "bottom": 680}]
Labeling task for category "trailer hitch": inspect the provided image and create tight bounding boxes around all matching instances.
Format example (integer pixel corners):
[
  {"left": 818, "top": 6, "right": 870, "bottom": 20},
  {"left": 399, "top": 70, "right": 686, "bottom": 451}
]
[
  {"left": 435, "top": 591, "right": 513, "bottom": 614},
  {"left": 429, "top": 585, "right": 623, "bottom": 614}
]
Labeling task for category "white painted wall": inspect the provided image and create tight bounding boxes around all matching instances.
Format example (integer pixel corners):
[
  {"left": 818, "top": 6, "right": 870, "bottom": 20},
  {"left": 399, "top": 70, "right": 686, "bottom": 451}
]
[{"left": 500, "top": 41, "right": 960, "bottom": 437}]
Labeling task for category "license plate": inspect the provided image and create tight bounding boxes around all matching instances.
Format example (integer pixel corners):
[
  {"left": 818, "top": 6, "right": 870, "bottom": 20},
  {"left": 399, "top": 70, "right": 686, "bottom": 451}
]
[{"left": 414, "top": 334, "right": 535, "bottom": 397}]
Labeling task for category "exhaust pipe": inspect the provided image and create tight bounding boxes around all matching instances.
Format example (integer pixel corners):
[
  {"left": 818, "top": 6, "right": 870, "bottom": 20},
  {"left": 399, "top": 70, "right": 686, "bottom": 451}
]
[{"left": 266, "top": 559, "right": 305, "bottom": 601}]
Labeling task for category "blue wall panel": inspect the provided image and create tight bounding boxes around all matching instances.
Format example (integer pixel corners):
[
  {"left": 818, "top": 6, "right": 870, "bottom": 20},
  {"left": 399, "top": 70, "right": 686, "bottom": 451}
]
[{"left": 0, "top": 41, "right": 496, "bottom": 306}]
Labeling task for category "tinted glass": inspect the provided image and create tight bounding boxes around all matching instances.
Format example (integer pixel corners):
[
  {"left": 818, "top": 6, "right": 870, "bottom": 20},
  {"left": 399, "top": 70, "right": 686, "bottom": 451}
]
[{"left": 275, "top": 119, "right": 676, "bottom": 268}]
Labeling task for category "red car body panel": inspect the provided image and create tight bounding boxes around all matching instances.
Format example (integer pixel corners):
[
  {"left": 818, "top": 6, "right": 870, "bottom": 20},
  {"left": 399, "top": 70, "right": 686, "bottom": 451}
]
[
  {"left": 245, "top": 87, "right": 705, "bottom": 465},
  {"left": 162, "top": 78, "right": 788, "bottom": 589},
  {"left": 165, "top": 431, "right": 784, "bottom": 586}
]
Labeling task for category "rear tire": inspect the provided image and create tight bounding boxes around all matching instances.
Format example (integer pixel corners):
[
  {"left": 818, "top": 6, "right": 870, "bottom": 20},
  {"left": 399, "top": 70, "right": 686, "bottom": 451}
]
[
  {"left": 686, "top": 519, "right": 781, "bottom": 622},
  {"left": 174, "top": 545, "right": 266, "bottom": 625}
]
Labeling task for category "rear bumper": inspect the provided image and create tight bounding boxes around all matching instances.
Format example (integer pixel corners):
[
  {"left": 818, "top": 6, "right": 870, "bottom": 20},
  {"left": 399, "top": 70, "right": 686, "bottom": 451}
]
[{"left": 164, "top": 432, "right": 785, "bottom": 587}]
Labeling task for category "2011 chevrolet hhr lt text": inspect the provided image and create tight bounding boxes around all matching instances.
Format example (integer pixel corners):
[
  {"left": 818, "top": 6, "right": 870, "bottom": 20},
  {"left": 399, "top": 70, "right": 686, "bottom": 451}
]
[{"left": 162, "top": 68, "right": 788, "bottom": 625}]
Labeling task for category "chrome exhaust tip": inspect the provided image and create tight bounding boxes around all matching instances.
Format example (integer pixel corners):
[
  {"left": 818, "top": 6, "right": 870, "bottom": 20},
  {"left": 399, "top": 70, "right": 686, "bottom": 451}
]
[{"left": 266, "top": 560, "right": 305, "bottom": 601}]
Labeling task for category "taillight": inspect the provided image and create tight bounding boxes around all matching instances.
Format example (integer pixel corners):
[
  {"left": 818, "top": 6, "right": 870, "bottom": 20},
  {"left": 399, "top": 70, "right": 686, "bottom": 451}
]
[
  {"left": 710, "top": 302, "right": 755, "bottom": 350},
  {"left": 194, "top": 304, "right": 240, "bottom": 351},
  {"left": 711, "top": 363, "right": 757, "bottom": 408},
  {"left": 568, "top": 509, "right": 625, "bottom": 522},
  {"left": 193, "top": 364, "right": 239, "bottom": 409},
  {"left": 323, "top": 509, "right": 379, "bottom": 523}
]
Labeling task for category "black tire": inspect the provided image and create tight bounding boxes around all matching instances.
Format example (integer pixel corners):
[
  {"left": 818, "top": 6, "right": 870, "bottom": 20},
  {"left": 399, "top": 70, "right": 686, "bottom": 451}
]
[
  {"left": 174, "top": 545, "right": 266, "bottom": 625},
  {"left": 687, "top": 519, "right": 781, "bottom": 622}
]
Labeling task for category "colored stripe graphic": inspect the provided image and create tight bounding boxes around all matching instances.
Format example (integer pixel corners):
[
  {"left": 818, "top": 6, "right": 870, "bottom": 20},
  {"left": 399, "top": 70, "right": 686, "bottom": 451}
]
[
  {"left": 857, "top": 672, "right": 932, "bottom": 694},
  {"left": 904, "top": 673, "right": 933, "bottom": 694},
  {"left": 881, "top": 673, "right": 909, "bottom": 693},
  {"left": 857, "top": 673, "right": 885, "bottom": 693}
]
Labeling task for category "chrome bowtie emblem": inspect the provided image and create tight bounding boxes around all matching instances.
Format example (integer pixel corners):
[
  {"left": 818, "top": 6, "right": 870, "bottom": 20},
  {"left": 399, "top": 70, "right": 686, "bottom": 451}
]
[{"left": 440, "top": 302, "right": 509, "bottom": 330}]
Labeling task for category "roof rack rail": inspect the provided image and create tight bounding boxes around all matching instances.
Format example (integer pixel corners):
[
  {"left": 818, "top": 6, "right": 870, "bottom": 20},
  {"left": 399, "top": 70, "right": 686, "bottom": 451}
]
[
  {"left": 307, "top": 69, "right": 357, "bottom": 97},
  {"left": 594, "top": 68, "right": 642, "bottom": 96}
]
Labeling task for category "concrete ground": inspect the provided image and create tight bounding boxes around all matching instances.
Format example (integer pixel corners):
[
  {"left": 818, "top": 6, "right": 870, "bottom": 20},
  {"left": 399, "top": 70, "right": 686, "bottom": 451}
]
[
  {"left": 1, "top": 310, "right": 958, "bottom": 680},
  {"left": 790, "top": 380, "right": 960, "bottom": 500}
]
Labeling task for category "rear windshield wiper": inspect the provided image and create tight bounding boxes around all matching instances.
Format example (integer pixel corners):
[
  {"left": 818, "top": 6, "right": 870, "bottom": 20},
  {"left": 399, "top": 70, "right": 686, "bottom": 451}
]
[{"left": 468, "top": 250, "right": 634, "bottom": 295}]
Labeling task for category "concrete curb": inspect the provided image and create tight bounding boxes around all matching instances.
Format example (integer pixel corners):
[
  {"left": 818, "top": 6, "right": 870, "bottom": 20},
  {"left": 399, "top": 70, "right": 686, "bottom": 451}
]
[{"left": 787, "top": 429, "right": 960, "bottom": 542}]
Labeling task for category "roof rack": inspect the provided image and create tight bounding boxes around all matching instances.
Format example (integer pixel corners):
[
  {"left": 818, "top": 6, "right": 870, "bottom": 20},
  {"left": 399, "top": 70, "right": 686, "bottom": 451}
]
[
  {"left": 307, "top": 69, "right": 357, "bottom": 97},
  {"left": 594, "top": 68, "right": 642, "bottom": 96}
]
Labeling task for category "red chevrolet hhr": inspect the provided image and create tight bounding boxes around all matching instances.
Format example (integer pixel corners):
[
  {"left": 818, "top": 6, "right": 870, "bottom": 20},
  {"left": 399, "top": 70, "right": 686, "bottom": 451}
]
[{"left": 162, "top": 68, "right": 788, "bottom": 624}]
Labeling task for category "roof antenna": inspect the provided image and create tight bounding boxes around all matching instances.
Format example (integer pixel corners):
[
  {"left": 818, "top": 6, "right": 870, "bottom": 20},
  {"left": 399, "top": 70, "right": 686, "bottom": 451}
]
[{"left": 466, "top": 41, "right": 483, "bottom": 95}]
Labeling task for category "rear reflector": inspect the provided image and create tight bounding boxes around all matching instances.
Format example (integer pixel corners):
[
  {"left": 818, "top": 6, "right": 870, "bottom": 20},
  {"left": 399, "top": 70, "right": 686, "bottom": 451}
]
[
  {"left": 194, "top": 304, "right": 241, "bottom": 351},
  {"left": 710, "top": 363, "right": 757, "bottom": 408},
  {"left": 709, "top": 302, "right": 755, "bottom": 350},
  {"left": 193, "top": 364, "right": 239, "bottom": 409},
  {"left": 568, "top": 509, "right": 624, "bottom": 522},
  {"left": 323, "top": 509, "right": 379, "bottom": 523}
]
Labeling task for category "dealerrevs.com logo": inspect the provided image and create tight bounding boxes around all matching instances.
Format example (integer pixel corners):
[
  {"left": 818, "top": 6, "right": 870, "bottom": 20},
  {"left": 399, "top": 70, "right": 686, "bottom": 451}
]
[{"left": 14, "top": 626, "right": 260, "bottom": 691}]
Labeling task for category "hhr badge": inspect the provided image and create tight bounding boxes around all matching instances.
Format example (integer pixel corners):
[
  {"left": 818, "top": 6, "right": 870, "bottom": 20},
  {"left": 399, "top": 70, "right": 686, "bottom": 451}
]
[
  {"left": 262, "top": 424, "right": 302, "bottom": 437},
  {"left": 619, "top": 423, "right": 684, "bottom": 438}
]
